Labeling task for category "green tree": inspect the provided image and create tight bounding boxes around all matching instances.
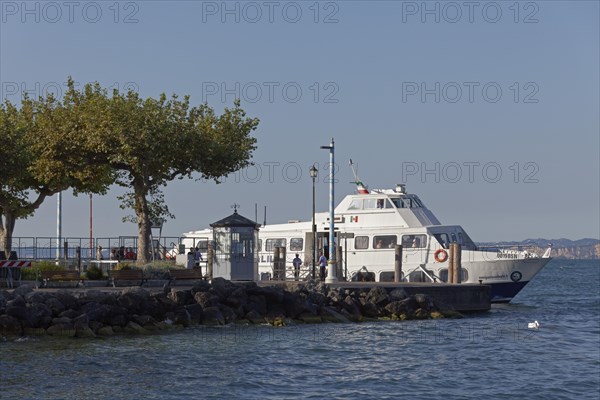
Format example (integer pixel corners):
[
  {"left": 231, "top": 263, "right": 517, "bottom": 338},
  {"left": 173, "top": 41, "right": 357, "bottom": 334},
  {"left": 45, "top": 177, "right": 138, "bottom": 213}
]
[
  {"left": 0, "top": 99, "right": 43, "bottom": 257},
  {"left": 67, "top": 81, "right": 259, "bottom": 263},
  {"left": 0, "top": 87, "right": 114, "bottom": 258}
]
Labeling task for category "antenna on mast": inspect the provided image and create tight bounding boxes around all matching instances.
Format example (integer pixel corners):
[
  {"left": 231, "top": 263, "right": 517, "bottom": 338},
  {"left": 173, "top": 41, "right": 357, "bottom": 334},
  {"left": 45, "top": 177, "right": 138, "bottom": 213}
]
[{"left": 349, "top": 159, "right": 369, "bottom": 194}]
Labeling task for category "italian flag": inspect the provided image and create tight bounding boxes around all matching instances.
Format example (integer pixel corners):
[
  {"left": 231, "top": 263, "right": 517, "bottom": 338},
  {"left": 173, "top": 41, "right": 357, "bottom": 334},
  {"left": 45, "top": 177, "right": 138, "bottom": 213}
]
[
  {"left": 350, "top": 216, "right": 359, "bottom": 223},
  {"left": 354, "top": 180, "right": 369, "bottom": 194}
]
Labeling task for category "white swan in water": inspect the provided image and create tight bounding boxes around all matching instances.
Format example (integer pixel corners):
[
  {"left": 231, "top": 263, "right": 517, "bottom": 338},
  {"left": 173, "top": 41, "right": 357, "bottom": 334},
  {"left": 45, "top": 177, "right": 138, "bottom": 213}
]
[{"left": 528, "top": 320, "right": 540, "bottom": 329}]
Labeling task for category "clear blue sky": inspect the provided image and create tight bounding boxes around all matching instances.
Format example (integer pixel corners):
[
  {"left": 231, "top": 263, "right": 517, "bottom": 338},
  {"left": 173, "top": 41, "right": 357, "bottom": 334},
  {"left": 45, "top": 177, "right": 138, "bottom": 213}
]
[{"left": 1, "top": 0, "right": 599, "bottom": 242}]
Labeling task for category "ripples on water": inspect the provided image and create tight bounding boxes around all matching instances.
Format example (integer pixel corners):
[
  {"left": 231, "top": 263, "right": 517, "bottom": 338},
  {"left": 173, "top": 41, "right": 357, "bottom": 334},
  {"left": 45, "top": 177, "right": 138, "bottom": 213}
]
[{"left": 1, "top": 260, "right": 598, "bottom": 399}]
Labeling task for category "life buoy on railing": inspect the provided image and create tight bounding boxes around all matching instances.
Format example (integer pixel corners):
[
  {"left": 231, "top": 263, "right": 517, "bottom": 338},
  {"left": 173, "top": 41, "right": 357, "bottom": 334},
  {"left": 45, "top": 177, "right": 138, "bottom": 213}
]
[{"left": 434, "top": 249, "right": 448, "bottom": 263}]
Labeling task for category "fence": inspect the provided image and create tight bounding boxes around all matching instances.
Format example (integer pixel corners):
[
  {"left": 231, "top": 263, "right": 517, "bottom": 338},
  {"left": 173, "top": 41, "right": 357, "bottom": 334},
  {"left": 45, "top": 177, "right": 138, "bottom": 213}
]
[{"left": 7, "top": 236, "right": 184, "bottom": 262}]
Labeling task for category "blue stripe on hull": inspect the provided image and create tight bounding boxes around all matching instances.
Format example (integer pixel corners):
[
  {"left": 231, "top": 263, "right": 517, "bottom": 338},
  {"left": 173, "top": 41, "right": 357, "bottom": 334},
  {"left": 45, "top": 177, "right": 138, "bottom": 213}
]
[{"left": 490, "top": 281, "right": 529, "bottom": 303}]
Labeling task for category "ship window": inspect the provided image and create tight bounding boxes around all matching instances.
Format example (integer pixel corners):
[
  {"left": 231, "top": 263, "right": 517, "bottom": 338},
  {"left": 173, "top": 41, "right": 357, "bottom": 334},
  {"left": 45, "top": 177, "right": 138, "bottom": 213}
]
[
  {"left": 265, "top": 238, "right": 286, "bottom": 252},
  {"left": 348, "top": 199, "right": 363, "bottom": 210},
  {"left": 290, "top": 238, "right": 303, "bottom": 251},
  {"left": 450, "top": 233, "right": 457, "bottom": 243},
  {"left": 351, "top": 270, "right": 376, "bottom": 282},
  {"left": 379, "top": 271, "right": 402, "bottom": 282},
  {"left": 402, "top": 234, "right": 427, "bottom": 248},
  {"left": 354, "top": 236, "right": 369, "bottom": 249},
  {"left": 258, "top": 239, "right": 262, "bottom": 252},
  {"left": 440, "top": 269, "right": 469, "bottom": 283},
  {"left": 390, "top": 198, "right": 404, "bottom": 208},
  {"left": 457, "top": 232, "right": 464, "bottom": 244},
  {"left": 364, "top": 199, "right": 378, "bottom": 209},
  {"left": 374, "top": 235, "right": 397, "bottom": 249},
  {"left": 408, "top": 269, "right": 433, "bottom": 282},
  {"left": 434, "top": 233, "right": 450, "bottom": 249},
  {"left": 412, "top": 198, "right": 424, "bottom": 208}
]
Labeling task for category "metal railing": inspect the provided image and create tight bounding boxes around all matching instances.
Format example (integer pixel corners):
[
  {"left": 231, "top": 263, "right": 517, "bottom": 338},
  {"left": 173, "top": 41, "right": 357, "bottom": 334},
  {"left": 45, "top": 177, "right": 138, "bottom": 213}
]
[{"left": 8, "top": 236, "right": 184, "bottom": 262}]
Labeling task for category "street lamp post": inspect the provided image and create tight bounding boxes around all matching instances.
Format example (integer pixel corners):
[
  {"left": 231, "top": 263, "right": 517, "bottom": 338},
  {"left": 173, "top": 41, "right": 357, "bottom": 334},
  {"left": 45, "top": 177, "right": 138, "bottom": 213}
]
[
  {"left": 309, "top": 164, "right": 318, "bottom": 279},
  {"left": 320, "top": 138, "right": 338, "bottom": 283}
]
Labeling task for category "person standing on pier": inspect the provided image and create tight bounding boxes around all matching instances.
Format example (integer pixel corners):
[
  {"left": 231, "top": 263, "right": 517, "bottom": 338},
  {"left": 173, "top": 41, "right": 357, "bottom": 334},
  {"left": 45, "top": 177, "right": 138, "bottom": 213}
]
[
  {"left": 319, "top": 252, "right": 327, "bottom": 282},
  {"left": 292, "top": 254, "right": 302, "bottom": 281}
]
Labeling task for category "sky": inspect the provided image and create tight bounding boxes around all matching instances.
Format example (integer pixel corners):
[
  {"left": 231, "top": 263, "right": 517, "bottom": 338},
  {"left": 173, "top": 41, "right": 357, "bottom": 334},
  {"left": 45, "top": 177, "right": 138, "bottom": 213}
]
[{"left": 1, "top": 0, "right": 599, "bottom": 242}]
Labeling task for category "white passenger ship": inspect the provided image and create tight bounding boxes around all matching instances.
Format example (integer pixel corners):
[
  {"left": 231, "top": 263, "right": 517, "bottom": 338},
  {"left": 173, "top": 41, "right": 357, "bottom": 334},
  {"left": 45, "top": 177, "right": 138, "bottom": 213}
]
[{"left": 181, "top": 181, "right": 551, "bottom": 303}]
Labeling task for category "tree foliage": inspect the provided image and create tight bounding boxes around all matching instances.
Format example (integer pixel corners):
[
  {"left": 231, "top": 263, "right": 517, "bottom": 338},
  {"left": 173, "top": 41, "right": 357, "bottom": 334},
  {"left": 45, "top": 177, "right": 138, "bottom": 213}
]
[
  {"left": 0, "top": 87, "right": 114, "bottom": 257},
  {"left": 66, "top": 80, "right": 259, "bottom": 263},
  {"left": 1, "top": 78, "right": 259, "bottom": 263}
]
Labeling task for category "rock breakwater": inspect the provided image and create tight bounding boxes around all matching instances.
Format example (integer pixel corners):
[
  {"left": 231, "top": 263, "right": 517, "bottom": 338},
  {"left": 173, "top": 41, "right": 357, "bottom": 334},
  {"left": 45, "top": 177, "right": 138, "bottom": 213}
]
[{"left": 0, "top": 278, "right": 460, "bottom": 338}]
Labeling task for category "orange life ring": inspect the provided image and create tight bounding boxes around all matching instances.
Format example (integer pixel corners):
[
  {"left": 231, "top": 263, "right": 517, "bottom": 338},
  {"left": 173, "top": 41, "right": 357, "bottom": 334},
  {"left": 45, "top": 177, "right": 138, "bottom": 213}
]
[{"left": 434, "top": 249, "right": 448, "bottom": 263}]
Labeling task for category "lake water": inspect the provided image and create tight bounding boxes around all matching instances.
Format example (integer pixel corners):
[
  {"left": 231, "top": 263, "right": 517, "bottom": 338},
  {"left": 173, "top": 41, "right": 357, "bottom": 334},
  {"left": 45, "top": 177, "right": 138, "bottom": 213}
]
[{"left": 1, "top": 259, "right": 598, "bottom": 399}]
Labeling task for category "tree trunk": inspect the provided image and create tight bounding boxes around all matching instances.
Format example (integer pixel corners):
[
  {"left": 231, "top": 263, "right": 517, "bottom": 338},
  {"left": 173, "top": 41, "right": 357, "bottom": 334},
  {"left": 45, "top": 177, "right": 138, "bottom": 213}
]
[
  {"left": 133, "top": 179, "right": 151, "bottom": 264},
  {"left": 0, "top": 211, "right": 16, "bottom": 258}
]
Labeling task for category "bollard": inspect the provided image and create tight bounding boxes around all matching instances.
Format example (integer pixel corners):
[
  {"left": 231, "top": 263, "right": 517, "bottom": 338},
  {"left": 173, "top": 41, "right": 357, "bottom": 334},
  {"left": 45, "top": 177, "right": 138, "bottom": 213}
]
[
  {"left": 452, "top": 243, "right": 462, "bottom": 284},
  {"left": 64, "top": 241, "right": 69, "bottom": 265},
  {"left": 207, "top": 243, "right": 214, "bottom": 279},
  {"left": 395, "top": 244, "right": 403, "bottom": 282},
  {"left": 273, "top": 247, "right": 281, "bottom": 281},
  {"left": 76, "top": 246, "right": 81, "bottom": 274},
  {"left": 336, "top": 245, "right": 343, "bottom": 281},
  {"left": 280, "top": 246, "right": 287, "bottom": 281},
  {"left": 448, "top": 245, "right": 455, "bottom": 284}
]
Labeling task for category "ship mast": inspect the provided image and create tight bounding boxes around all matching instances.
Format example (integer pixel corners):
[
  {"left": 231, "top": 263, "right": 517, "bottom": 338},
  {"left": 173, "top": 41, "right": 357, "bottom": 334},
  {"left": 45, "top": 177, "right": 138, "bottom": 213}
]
[{"left": 349, "top": 159, "right": 369, "bottom": 194}]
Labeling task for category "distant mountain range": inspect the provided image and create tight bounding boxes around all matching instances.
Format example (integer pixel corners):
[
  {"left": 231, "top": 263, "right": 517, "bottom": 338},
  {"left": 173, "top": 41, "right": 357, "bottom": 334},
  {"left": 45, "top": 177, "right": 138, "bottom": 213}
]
[{"left": 477, "top": 238, "right": 600, "bottom": 259}]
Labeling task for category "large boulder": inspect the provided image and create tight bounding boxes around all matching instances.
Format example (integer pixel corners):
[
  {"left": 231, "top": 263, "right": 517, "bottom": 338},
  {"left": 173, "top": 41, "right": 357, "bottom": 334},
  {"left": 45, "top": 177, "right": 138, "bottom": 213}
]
[
  {"left": 244, "top": 295, "right": 267, "bottom": 316},
  {"left": 414, "top": 294, "right": 436, "bottom": 311},
  {"left": 366, "top": 287, "right": 389, "bottom": 306},
  {"left": 27, "top": 303, "right": 53, "bottom": 327},
  {"left": 194, "top": 292, "right": 220, "bottom": 309},
  {"left": 13, "top": 284, "right": 34, "bottom": 298},
  {"left": 173, "top": 307, "right": 192, "bottom": 327},
  {"left": 6, "top": 305, "right": 30, "bottom": 322},
  {"left": 0, "top": 314, "right": 22, "bottom": 335},
  {"left": 202, "top": 306, "right": 225, "bottom": 326},
  {"left": 385, "top": 297, "right": 418, "bottom": 318},
  {"left": 218, "top": 304, "right": 237, "bottom": 324},
  {"left": 73, "top": 314, "right": 95, "bottom": 338},
  {"left": 245, "top": 309, "right": 265, "bottom": 324},
  {"left": 47, "top": 319, "right": 75, "bottom": 337},
  {"left": 131, "top": 314, "right": 156, "bottom": 326},
  {"left": 168, "top": 289, "right": 193, "bottom": 306},
  {"left": 45, "top": 297, "right": 66, "bottom": 317},
  {"left": 7, "top": 295, "right": 26, "bottom": 308},
  {"left": 97, "top": 325, "right": 114, "bottom": 336},
  {"left": 360, "top": 301, "right": 380, "bottom": 318},
  {"left": 190, "top": 280, "right": 211, "bottom": 295},
  {"left": 282, "top": 293, "right": 310, "bottom": 318},
  {"left": 224, "top": 286, "right": 248, "bottom": 309},
  {"left": 211, "top": 277, "right": 239, "bottom": 300},
  {"left": 124, "top": 321, "right": 149, "bottom": 334},
  {"left": 184, "top": 304, "right": 204, "bottom": 324},
  {"left": 389, "top": 288, "right": 408, "bottom": 302},
  {"left": 54, "top": 290, "right": 79, "bottom": 310}
]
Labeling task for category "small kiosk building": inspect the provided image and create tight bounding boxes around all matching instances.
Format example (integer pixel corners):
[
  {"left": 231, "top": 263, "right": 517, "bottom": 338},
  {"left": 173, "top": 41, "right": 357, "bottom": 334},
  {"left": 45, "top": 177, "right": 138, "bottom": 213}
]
[{"left": 209, "top": 210, "right": 260, "bottom": 281}]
